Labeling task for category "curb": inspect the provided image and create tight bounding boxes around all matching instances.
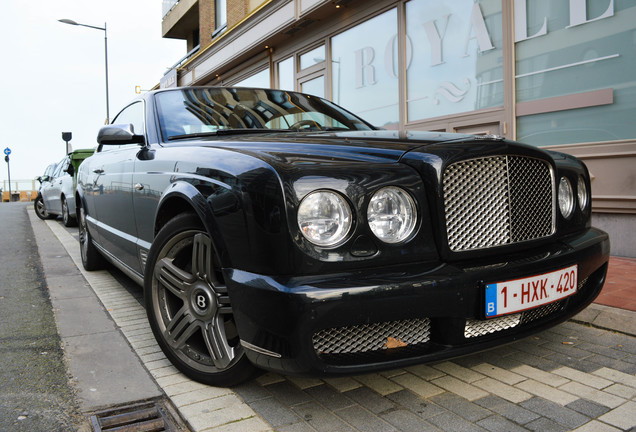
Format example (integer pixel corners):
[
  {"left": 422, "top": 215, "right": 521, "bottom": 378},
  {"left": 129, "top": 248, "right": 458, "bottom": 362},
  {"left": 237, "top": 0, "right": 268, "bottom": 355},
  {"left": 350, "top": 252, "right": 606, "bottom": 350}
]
[
  {"left": 572, "top": 303, "right": 636, "bottom": 338},
  {"left": 28, "top": 208, "right": 162, "bottom": 412}
]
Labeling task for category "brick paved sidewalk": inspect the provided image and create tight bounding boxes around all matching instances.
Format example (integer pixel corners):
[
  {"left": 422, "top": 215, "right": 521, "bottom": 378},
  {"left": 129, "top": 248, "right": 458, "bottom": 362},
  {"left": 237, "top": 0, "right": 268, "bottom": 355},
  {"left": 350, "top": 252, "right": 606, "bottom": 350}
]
[
  {"left": 597, "top": 257, "right": 636, "bottom": 312},
  {"left": 233, "top": 321, "right": 636, "bottom": 432}
]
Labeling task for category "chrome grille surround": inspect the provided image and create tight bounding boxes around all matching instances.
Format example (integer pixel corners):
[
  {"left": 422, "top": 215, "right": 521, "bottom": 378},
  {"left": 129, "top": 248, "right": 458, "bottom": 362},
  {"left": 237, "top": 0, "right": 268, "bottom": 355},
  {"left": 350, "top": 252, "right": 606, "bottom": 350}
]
[
  {"left": 443, "top": 155, "right": 555, "bottom": 252},
  {"left": 313, "top": 318, "right": 431, "bottom": 357}
]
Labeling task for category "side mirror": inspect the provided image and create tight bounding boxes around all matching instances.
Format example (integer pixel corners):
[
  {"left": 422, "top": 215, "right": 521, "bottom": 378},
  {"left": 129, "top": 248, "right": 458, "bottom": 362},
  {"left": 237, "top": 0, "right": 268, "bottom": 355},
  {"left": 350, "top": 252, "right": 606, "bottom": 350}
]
[
  {"left": 36, "top": 176, "right": 43, "bottom": 184},
  {"left": 97, "top": 124, "right": 145, "bottom": 145},
  {"left": 65, "top": 164, "right": 75, "bottom": 176}
]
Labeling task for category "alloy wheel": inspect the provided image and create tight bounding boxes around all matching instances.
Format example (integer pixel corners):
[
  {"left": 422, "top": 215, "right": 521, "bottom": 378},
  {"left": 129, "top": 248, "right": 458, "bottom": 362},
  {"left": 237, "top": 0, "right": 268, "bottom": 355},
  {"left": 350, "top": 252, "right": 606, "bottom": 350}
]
[
  {"left": 34, "top": 196, "right": 48, "bottom": 220},
  {"left": 150, "top": 229, "right": 242, "bottom": 374},
  {"left": 79, "top": 208, "right": 89, "bottom": 262},
  {"left": 62, "top": 198, "right": 72, "bottom": 226}
]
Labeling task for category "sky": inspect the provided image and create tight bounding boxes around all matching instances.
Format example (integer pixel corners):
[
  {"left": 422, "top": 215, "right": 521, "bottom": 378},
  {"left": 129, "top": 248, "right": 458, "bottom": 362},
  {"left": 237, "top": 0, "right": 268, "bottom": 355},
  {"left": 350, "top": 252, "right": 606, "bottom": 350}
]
[{"left": 0, "top": 0, "right": 186, "bottom": 187}]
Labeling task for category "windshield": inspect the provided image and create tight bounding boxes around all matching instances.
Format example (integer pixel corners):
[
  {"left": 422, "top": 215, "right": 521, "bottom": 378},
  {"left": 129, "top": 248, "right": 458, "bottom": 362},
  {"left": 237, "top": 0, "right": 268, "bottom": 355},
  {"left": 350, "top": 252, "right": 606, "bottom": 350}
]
[{"left": 155, "top": 87, "right": 374, "bottom": 141}]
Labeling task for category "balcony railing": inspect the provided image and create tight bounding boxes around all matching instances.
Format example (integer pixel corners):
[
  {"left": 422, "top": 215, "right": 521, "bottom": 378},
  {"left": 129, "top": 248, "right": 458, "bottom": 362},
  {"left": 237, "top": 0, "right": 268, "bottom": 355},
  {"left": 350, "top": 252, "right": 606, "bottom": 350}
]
[{"left": 162, "top": 0, "right": 179, "bottom": 18}]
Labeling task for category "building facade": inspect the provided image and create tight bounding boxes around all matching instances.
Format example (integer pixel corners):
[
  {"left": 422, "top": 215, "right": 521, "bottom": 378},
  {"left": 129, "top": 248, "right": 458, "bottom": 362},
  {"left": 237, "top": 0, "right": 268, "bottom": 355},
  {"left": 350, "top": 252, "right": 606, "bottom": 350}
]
[{"left": 161, "top": 0, "right": 636, "bottom": 257}]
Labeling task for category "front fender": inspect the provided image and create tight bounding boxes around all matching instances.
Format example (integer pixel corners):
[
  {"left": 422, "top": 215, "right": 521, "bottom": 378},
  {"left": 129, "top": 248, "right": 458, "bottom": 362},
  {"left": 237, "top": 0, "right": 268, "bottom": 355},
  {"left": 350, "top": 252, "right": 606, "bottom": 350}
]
[
  {"left": 132, "top": 144, "right": 294, "bottom": 275},
  {"left": 154, "top": 180, "right": 237, "bottom": 270},
  {"left": 151, "top": 159, "right": 293, "bottom": 274}
]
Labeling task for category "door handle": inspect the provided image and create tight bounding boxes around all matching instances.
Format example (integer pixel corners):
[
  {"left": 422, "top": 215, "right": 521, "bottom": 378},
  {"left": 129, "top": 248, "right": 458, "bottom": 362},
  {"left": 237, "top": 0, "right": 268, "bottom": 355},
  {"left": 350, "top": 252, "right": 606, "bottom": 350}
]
[{"left": 93, "top": 169, "right": 104, "bottom": 174}]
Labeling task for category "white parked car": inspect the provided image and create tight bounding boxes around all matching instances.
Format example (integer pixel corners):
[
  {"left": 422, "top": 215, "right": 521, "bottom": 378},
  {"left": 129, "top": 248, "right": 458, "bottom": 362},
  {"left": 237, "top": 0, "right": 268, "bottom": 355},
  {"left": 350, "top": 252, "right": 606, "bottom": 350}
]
[
  {"left": 34, "top": 162, "right": 58, "bottom": 220},
  {"left": 35, "top": 149, "right": 94, "bottom": 226},
  {"left": 36, "top": 155, "right": 76, "bottom": 226}
]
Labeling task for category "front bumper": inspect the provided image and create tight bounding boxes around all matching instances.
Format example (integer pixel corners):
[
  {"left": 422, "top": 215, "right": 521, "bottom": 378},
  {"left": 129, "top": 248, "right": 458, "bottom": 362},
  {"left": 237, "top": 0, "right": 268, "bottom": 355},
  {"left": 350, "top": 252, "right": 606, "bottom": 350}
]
[{"left": 226, "top": 228, "right": 609, "bottom": 376}]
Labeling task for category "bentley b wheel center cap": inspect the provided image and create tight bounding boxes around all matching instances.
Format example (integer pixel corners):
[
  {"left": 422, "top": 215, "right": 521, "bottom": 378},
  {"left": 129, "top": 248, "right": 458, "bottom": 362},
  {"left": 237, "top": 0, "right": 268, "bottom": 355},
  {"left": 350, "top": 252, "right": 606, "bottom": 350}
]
[{"left": 190, "top": 283, "right": 217, "bottom": 319}]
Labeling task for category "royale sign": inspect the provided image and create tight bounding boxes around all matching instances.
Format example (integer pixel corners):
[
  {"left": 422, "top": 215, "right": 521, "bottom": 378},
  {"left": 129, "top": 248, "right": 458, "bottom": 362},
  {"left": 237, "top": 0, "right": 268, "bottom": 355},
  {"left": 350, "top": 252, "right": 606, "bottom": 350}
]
[
  {"left": 515, "top": 0, "right": 615, "bottom": 42},
  {"left": 358, "top": 0, "right": 616, "bottom": 81},
  {"left": 351, "top": 0, "right": 617, "bottom": 120}
]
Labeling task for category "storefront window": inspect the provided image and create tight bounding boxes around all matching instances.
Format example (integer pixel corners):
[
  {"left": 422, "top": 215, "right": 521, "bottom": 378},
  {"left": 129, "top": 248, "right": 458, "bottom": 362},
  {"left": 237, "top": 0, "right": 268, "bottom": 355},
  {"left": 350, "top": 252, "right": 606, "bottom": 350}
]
[
  {"left": 300, "top": 45, "right": 325, "bottom": 70},
  {"left": 406, "top": 0, "right": 504, "bottom": 123},
  {"left": 235, "top": 68, "right": 270, "bottom": 88},
  {"left": 278, "top": 57, "right": 294, "bottom": 91},
  {"left": 516, "top": 0, "right": 636, "bottom": 145},
  {"left": 301, "top": 76, "right": 324, "bottom": 98},
  {"left": 331, "top": 9, "right": 398, "bottom": 128}
]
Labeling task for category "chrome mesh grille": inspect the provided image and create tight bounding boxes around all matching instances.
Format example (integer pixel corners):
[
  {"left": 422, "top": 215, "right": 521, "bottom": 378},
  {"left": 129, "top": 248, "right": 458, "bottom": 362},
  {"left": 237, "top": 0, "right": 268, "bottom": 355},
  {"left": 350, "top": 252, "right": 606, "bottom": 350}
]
[
  {"left": 313, "top": 318, "right": 431, "bottom": 357},
  {"left": 443, "top": 156, "right": 554, "bottom": 252},
  {"left": 508, "top": 157, "right": 554, "bottom": 242}
]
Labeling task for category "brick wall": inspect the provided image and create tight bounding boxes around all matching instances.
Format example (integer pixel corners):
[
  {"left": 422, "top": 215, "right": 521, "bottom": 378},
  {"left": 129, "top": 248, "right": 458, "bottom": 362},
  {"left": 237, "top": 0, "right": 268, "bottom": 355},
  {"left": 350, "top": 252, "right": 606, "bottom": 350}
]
[
  {"left": 227, "top": 0, "right": 249, "bottom": 29},
  {"left": 199, "top": 0, "right": 215, "bottom": 46}
]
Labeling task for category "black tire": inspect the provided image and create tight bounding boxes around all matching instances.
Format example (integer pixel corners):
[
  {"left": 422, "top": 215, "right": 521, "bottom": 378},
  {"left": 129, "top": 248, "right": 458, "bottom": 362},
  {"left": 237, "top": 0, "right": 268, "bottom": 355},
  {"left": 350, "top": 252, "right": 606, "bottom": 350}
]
[
  {"left": 144, "top": 212, "right": 256, "bottom": 386},
  {"left": 78, "top": 205, "right": 105, "bottom": 270},
  {"left": 34, "top": 195, "right": 55, "bottom": 220},
  {"left": 62, "top": 197, "right": 77, "bottom": 227}
]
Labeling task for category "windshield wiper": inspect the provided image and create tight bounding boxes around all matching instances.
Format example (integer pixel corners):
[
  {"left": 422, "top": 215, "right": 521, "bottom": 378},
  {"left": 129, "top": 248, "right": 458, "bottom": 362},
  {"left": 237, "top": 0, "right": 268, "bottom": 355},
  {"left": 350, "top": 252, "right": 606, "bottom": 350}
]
[
  {"left": 321, "top": 127, "right": 350, "bottom": 131},
  {"left": 167, "top": 128, "right": 296, "bottom": 141},
  {"left": 168, "top": 132, "right": 219, "bottom": 141}
]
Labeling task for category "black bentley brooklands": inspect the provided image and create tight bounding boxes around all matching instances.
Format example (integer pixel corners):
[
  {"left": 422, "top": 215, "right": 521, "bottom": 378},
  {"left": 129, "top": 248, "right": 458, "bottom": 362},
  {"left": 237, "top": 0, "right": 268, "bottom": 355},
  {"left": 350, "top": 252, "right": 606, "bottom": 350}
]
[{"left": 76, "top": 87, "right": 609, "bottom": 386}]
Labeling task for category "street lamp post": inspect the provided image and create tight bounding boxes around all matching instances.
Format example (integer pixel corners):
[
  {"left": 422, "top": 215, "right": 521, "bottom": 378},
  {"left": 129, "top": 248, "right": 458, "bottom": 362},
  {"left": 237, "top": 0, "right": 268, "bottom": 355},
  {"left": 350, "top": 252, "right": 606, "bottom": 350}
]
[
  {"left": 62, "top": 132, "right": 72, "bottom": 155},
  {"left": 58, "top": 19, "right": 110, "bottom": 123}
]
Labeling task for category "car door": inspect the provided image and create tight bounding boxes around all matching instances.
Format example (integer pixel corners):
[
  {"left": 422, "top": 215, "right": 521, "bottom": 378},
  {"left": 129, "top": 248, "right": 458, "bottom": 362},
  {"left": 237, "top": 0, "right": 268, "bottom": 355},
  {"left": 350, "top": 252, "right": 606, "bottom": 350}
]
[
  {"left": 91, "top": 102, "right": 145, "bottom": 275},
  {"left": 43, "top": 156, "right": 70, "bottom": 215},
  {"left": 39, "top": 163, "right": 57, "bottom": 207}
]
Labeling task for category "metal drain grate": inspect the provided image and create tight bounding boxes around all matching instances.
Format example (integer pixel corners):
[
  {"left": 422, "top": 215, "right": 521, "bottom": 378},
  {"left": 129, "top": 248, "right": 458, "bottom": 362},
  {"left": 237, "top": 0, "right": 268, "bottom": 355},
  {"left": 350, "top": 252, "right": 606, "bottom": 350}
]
[{"left": 89, "top": 399, "right": 186, "bottom": 432}]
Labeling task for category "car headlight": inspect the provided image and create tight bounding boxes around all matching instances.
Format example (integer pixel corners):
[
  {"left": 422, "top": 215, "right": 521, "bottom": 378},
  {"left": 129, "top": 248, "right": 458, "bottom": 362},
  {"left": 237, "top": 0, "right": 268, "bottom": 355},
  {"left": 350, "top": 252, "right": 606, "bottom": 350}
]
[
  {"left": 558, "top": 177, "right": 574, "bottom": 218},
  {"left": 577, "top": 176, "right": 588, "bottom": 211},
  {"left": 298, "top": 190, "right": 352, "bottom": 247},
  {"left": 367, "top": 187, "right": 417, "bottom": 243}
]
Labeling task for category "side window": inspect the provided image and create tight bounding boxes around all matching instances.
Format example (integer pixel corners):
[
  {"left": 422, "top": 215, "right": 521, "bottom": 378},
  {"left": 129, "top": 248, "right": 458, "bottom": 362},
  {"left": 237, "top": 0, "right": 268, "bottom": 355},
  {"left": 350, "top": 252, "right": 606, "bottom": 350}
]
[
  {"left": 112, "top": 102, "right": 145, "bottom": 136},
  {"left": 62, "top": 158, "right": 70, "bottom": 175},
  {"left": 44, "top": 164, "right": 57, "bottom": 178},
  {"left": 52, "top": 157, "right": 69, "bottom": 178}
]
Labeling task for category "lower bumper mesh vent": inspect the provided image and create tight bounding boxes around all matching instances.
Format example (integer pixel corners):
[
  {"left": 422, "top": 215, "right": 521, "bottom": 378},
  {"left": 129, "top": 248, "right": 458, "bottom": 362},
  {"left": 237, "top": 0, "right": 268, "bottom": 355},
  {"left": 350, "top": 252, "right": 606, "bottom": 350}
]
[
  {"left": 465, "top": 300, "right": 565, "bottom": 338},
  {"left": 313, "top": 318, "right": 431, "bottom": 360},
  {"left": 465, "top": 313, "right": 522, "bottom": 338}
]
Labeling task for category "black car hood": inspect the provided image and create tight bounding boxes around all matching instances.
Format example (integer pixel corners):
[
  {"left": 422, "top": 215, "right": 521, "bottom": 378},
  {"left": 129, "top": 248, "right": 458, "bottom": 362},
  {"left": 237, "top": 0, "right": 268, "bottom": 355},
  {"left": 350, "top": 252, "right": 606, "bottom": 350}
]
[{"left": 177, "top": 130, "right": 484, "bottom": 165}]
